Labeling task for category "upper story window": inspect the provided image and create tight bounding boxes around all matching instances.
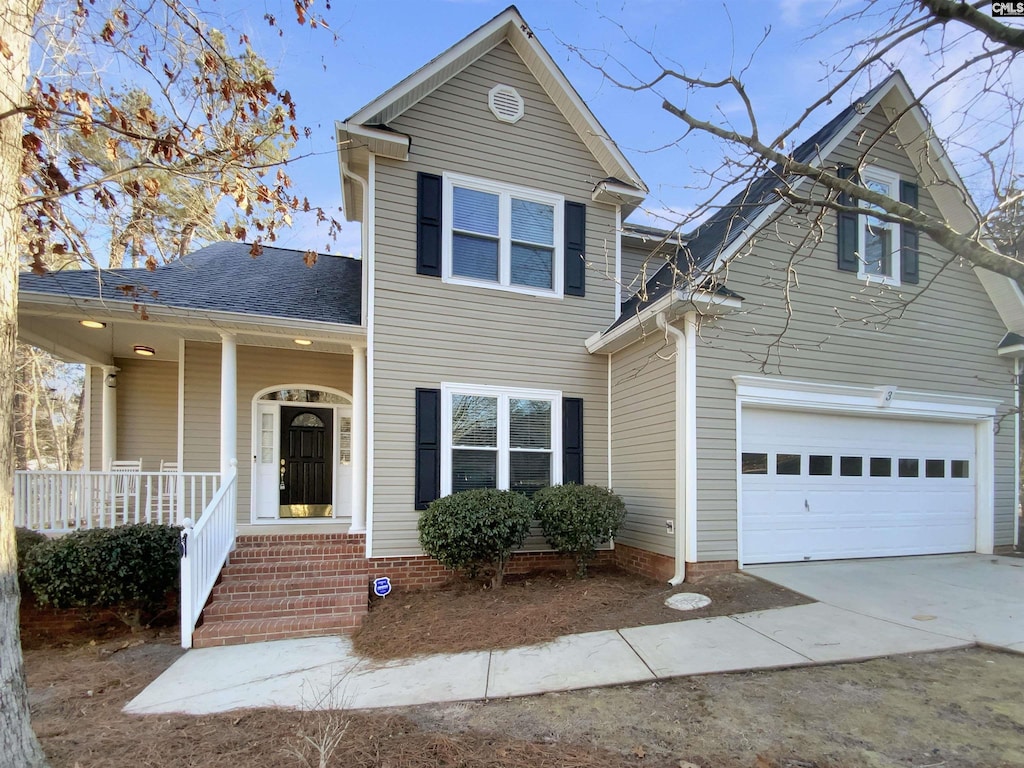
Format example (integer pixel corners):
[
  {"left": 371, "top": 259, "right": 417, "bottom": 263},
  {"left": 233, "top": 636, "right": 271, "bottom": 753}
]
[
  {"left": 441, "top": 383, "right": 562, "bottom": 498},
  {"left": 858, "top": 166, "right": 901, "bottom": 285},
  {"left": 442, "top": 172, "right": 564, "bottom": 297}
]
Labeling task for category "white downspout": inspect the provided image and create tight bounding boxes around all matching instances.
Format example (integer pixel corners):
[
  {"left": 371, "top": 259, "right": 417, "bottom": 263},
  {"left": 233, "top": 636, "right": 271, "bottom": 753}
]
[
  {"left": 349, "top": 344, "right": 367, "bottom": 532},
  {"left": 657, "top": 312, "right": 692, "bottom": 584},
  {"left": 1016, "top": 358, "right": 1021, "bottom": 549},
  {"left": 340, "top": 160, "right": 372, "bottom": 552}
]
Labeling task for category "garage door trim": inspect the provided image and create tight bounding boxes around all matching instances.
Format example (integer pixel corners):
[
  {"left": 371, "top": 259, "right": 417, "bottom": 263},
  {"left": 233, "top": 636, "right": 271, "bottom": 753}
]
[{"left": 733, "top": 375, "right": 998, "bottom": 567}]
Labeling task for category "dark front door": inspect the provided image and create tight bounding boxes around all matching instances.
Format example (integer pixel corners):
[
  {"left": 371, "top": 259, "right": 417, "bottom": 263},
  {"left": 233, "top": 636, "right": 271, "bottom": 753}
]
[{"left": 279, "top": 406, "right": 333, "bottom": 517}]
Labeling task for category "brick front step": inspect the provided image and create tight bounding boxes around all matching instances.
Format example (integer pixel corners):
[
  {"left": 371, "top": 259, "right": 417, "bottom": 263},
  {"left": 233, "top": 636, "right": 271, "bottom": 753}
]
[
  {"left": 227, "top": 546, "right": 367, "bottom": 563},
  {"left": 193, "top": 532, "right": 370, "bottom": 647},
  {"left": 192, "top": 614, "right": 364, "bottom": 648},
  {"left": 220, "top": 561, "right": 368, "bottom": 578},
  {"left": 202, "top": 593, "right": 366, "bottom": 621},
  {"left": 212, "top": 574, "right": 368, "bottom": 598}
]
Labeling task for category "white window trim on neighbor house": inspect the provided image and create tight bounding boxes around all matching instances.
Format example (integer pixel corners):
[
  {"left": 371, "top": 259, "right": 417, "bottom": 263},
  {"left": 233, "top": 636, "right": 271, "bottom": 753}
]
[
  {"left": 440, "top": 382, "right": 563, "bottom": 497},
  {"left": 441, "top": 171, "right": 564, "bottom": 298},
  {"left": 857, "top": 165, "right": 902, "bottom": 286}
]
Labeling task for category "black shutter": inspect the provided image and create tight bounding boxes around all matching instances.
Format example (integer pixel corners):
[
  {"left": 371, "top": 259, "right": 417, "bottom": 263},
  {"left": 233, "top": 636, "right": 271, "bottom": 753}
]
[
  {"left": 836, "top": 164, "right": 860, "bottom": 272},
  {"left": 564, "top": 202, "right": 586, "bottom": 296},
  {"left": 900, "top": 180, "right": 920, "bottom": 285},
  {"left": 417, "top": 173, "right": 442, "bottom": 277},
  {"left": 414, "top": 388, "right": 441, "bottom": 510},
  {"left": 562, "top": 397, "right": 584, "bottom": 485}
]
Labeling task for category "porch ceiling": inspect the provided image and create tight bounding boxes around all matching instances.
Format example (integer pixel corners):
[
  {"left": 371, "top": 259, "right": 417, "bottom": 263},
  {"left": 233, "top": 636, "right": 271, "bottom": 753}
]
[{"left": 19, "top": 297, "right": 366, "bottom": 365}]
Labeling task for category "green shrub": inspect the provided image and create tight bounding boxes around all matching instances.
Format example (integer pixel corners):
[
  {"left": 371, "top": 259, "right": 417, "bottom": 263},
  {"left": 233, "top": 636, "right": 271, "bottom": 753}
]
[
  {"left": 15, "top": 527, "right": 48, "bottom": 593},
  {"left": 533, "top": 484, "right": 627, "bottom": 578},
  {"left": 24, "top": 524, "right": 181, "bottom": 630},
  {"left": 418, "top": 489, "right": 534, "bottom": 588}
]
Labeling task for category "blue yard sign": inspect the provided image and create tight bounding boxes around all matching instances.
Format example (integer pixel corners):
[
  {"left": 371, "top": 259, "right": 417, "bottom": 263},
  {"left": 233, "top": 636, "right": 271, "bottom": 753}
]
[{"left": 373, "top": 577, "right": 392, "bottom": 597}]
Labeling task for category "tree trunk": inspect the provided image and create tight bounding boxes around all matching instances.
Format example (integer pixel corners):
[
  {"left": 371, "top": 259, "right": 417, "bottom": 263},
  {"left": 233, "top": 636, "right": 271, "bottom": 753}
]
[{"left": 0, "top": 0, "right": 50, "bottom": 764}]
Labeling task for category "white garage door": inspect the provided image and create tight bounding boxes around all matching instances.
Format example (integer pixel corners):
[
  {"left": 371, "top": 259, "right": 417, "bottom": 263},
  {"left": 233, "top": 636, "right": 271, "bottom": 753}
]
[{"left": 741, "top": 408, "right": 976, "bottom": 564}]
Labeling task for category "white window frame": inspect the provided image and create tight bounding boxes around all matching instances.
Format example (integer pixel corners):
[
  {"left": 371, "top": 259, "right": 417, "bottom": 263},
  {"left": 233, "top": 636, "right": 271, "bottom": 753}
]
[
  {"left": 440, "top": 382, "right": 563, "bottom": 497},
  {"left": 857, "top": 165, "right": 901, "bottom": 286},
  {"left": 441, "top": 172, "right": 564, "bottom": 298}
]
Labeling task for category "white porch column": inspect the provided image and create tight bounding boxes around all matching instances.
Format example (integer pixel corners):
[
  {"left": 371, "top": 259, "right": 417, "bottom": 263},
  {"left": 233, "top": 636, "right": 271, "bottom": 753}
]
[
  {"left": 350, "top": 344, "right": 367, "bottom": 532},
  {"left": 101, "top": 365, "right": 118, "bottom": 470},
  {"left": 219, "top": 333, "right": 237, "bottom": 476}
]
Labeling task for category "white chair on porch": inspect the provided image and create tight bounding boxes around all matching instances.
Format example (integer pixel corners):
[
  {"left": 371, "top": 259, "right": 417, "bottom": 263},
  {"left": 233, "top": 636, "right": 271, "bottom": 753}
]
[
  {"left": 158, "top": 460, "right": 180, "bottom": 523},
  {"left": 108, "top": 459, "right": 142, "bottom": 521}
]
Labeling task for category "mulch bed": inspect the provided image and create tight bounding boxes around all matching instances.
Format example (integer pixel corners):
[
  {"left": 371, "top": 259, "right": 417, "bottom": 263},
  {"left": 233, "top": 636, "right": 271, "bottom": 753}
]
[{"left": 353, "top": 567, "right": 811, "bottom": 659}]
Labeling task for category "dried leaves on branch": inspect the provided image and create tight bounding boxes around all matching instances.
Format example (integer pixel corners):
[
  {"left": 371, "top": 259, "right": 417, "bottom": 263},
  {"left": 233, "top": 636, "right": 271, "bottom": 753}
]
[
  {"left": 578, "top": 0, "right": 1023, "bottom": 282},
  {"left": 20, "top": 0, "right": 341, "bottom": 272}
]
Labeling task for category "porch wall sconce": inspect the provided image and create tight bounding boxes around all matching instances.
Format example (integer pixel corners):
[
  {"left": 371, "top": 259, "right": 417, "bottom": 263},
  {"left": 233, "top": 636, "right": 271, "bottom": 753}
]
[
  {"left": 133, "top": 345, "right": 156, "bottom": 357},
  {"left": 79, "top": 320, "right": 107, "bottom": 329},
  {"left": 293, "top": 339, "right": 313, "bottom": 346}
]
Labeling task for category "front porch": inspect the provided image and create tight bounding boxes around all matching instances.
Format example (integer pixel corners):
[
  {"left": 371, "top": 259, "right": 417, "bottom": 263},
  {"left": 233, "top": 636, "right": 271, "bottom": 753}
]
[{"left": 17, "top": 248, "right": 371, "bottom": 647}]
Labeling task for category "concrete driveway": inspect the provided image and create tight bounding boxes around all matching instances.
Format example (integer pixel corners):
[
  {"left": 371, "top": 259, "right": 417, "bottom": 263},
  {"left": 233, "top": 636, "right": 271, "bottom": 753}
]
[{"left": 746, "top": 554, "right": 1024, "bottom": 653}]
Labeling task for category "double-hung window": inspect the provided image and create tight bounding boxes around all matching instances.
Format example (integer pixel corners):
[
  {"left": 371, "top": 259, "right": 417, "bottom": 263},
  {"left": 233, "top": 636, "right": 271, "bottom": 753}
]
[
  {"left": 858, "top": 166, "right": 901, "bottom": 284},
  {"left": 441, "top": 383, "right": 562, "bottom": 497},
  {"left": 442, "top": 172, "right": 564, "bottom": 297}
]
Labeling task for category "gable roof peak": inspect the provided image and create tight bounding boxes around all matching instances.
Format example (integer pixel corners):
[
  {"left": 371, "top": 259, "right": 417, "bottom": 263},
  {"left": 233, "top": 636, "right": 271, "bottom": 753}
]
[{"left": 338, "top": 6, "right": 646, "bottom": 200}]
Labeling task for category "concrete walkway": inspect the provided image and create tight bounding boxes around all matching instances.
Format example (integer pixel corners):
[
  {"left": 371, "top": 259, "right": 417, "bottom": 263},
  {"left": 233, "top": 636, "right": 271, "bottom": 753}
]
[{"left": 126, "top": 554, "right": 1022, "bottom": 715}]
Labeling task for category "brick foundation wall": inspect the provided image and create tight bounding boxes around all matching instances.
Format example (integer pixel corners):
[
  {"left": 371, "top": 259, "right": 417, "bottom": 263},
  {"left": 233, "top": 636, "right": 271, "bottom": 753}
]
[
  {"left": 368, "top": 549, "right": 617, "bottom": 590},
  {"left": 610, "top": 543, "right": 738, "bottom": 582},
  {"left": 684, "top": 559, "right": 739, "bottom": 580},
  {"left": 613, "top": 542, "right": 676, "bottom": 581}
]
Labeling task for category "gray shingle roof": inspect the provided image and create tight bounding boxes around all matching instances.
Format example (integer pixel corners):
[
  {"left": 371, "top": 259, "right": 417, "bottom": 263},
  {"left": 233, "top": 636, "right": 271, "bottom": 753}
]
[
  {"left": 20, "top": 241, "right": 362, "bottom": 326},
  {"left": 609, "top": 75, "right": 894, "bottom": 331}
]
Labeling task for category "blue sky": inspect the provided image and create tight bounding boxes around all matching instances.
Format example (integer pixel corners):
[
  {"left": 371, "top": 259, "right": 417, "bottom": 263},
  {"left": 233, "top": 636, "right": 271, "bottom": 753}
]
[{"left": 215, "top": 0, "right": 1021, "bottom": 256}]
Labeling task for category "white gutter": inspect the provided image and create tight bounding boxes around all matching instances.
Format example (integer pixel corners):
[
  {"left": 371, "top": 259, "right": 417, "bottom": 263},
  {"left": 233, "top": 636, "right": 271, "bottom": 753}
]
[
  {"left": 19, "top": 293, "right": 367, "bottom": 341},
  {"left": 586, "top": 288, "right": 741, "bottom": 355},
  {"left": 656, "top": 312, "right": 697, "bottom": 584}
]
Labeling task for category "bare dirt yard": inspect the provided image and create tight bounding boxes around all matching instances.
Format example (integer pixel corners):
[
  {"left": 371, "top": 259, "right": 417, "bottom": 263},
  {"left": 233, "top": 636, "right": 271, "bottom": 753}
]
[{"left": 22, "top": 569, "right": 1024, "bottom": 765}]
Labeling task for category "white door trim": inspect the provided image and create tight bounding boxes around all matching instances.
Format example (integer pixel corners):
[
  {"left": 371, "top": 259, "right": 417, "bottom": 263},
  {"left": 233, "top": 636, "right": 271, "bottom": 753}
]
[
  {"left": 249, "top": 385, "right": 354, "bottom": 524},
  {"left": 734, "top": 375, "right": 999, "bottom": 567}
]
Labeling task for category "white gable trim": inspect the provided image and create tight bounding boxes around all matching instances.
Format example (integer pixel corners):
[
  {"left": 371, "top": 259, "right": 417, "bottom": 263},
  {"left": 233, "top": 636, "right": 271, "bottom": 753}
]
[
  {"left": 342, "top": 6, "right": 646, "bottom": 196},
  {"left": 706, "top": 74, "right": 895, "bottom": 277}
]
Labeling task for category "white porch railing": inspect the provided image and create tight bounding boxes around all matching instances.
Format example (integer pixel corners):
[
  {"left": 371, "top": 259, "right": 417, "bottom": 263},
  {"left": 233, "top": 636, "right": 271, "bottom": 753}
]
[
  {"left": 180, "top": 461, "right": 237, "bottom": 649},
  {"left": 13, "top": 470, "right": 222, "bottom": 532}
]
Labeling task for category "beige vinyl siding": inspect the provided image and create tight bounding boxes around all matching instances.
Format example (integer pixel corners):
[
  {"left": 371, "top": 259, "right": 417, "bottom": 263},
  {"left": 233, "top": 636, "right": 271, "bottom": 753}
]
[
  {"left": 690, "top": 104, "right": 1016, "bottom": 560},
  {"left": 610, "top": 332, "right": 676, "bottom": 557},
  {"left": 115, "top": 357, "right": 177, "bottom": 470},
  {"left": 87, "top": 366, "right": 102, "bottom": 470},
  {"left": 370, "top": 41, "right": 617, "bottom": 556},
  {"left": 620, "top": 240, "right": 675, "bottom": 299},
  {"left": 182, "top": 342, "right": 353, "bottom": 525}
]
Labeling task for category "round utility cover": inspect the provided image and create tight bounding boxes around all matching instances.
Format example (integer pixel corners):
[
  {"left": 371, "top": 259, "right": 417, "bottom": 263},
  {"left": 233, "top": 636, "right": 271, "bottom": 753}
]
[{"left": 665, "top": 593, "right": 711, "bottom": 611}]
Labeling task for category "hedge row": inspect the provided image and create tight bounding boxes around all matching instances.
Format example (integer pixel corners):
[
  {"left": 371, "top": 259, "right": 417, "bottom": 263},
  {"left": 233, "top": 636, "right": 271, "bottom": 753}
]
[
  {"left": 418, "top": 484, "right": 626, "bottom": 585},
  {"left": 16, "top": 524, "right": 180, "bottom": 631}
]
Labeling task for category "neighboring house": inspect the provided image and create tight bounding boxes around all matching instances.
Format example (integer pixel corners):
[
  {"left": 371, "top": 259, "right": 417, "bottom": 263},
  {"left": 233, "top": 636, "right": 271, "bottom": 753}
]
[{"left": 16, "top": 6, "right": 1024, "bottom": 646}]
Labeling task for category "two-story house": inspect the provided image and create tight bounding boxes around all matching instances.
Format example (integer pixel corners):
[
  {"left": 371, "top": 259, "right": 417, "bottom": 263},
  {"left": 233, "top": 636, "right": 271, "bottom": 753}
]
[{"left": 16, "top": 6, "right": 1024, "bottom": 648}]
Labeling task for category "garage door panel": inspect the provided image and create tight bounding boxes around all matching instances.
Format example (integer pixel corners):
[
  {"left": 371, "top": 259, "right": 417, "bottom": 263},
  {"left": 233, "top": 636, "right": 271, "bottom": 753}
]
[{"left": 741, "top": 408, "right": 976, "bottom": 564}]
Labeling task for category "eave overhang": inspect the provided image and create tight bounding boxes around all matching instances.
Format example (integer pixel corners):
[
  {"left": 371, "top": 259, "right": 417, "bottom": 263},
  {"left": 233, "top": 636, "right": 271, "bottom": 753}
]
[{"left": 585, "top": 288, "right": 742, "bottom": 355}]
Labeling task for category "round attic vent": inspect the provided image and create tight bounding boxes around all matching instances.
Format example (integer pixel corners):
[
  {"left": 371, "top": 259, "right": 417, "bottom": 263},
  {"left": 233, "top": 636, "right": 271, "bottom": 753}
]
[{"left": 488, "top": 84, "right": 524, "bottom": 123}]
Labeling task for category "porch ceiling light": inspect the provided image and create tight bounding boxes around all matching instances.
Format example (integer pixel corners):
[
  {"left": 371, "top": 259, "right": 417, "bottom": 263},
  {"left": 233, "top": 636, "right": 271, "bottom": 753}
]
[
  {"left": 293, "top": 339, "right": 313, "bottom": 346},
  {"left": 133, "top": 345, "right": 156, "bottom": 357},
  {"left": 79, "top": 320, "right": 106, "bottom": 329}
]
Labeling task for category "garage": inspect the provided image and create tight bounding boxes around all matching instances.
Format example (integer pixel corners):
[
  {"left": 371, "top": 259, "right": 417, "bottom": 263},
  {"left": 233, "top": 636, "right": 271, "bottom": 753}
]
[{"left": 740, "top": 408, "right": 977, "bottom": 564}]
